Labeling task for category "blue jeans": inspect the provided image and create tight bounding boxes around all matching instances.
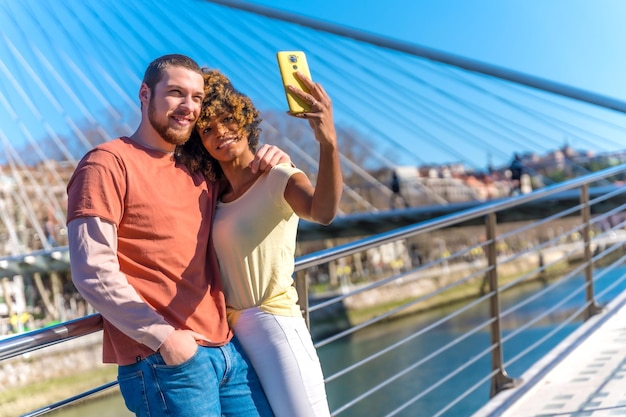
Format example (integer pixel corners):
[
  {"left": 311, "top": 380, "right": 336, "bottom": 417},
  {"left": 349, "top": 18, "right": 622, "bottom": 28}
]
[{"left": 117, "top": 338, "right": 274, "bottom": 417}]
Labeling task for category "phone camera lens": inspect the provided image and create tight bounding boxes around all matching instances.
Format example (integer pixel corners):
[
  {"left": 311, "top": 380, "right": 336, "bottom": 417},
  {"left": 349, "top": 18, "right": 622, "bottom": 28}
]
[{"left": 289, "top": 55, "right": 297, "bottom": 63}]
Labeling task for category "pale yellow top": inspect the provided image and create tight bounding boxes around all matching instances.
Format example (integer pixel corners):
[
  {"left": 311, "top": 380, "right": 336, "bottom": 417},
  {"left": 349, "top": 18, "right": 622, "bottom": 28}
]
[{"left": 212, "top": 163, "right": 304, "bottom": 325}]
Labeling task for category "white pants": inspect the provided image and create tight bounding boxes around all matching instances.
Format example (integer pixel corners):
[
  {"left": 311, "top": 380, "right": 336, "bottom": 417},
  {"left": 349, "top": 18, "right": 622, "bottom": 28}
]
[{"left": 233, "top": 307, "right": 331, "bottom": 417}]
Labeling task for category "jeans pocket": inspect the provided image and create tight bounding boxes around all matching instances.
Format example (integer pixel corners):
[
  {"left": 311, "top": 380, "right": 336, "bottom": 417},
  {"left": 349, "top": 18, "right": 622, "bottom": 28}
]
[
  {"left": 152, "top": 345, "right": 200, "bottom": 371},
  {"left": 151, "top": 347, "right": 222, "bottom": 417}
]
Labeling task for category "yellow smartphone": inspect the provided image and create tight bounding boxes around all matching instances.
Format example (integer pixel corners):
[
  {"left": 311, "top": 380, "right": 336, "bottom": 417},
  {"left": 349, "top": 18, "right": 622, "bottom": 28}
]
[{"left": 276, "top": 51, "right": 312, "bottom": 113}]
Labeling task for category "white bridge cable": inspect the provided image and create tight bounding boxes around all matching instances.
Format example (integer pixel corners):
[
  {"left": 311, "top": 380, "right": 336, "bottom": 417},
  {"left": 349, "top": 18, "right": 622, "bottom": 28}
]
[
  {"left": 2, "top": 34, "right": 65, "bottom": 115},
  {"left": 441, "top": 65, "right": 626, "bottom": 152},
  {"left": 56, "top": 49, "right": 134, "bottom": 143},
  {"left": 4, "top": 38, "right": 86, "bottom": 164},
  {"left": 79, "top": 1, "right": 149, "bottom": 120},
  {"left": 411, "top": 79, "right": 558, "bottom": 158},
  {"left": 0, "top": 24, "right": 98, "bottom": 163},
  {"left": 42, "top": 2, "right": 142, "bottom": 142},
  {"left": 5, "top": 37, "right": 107, "bottom": 159},
  {"left": 0, "top": 64, "right": 71, "bottom": 190},
  {"left": 308, "top": 18, "right": 616, "bottom": 167},
  {"left": 14, "top": 1, "right": 141, "bottom": 154},
  {"left": 176, "top": 3, "right": 289, "bottom": 107},
  {"left": 309, "top": 49, "right": 442, "bottom": 164},
  {"left": 498, "top": 88, "right": 626, "bottom": 151},
  {"left": 362, "top": 47, "right": 564, "bottom": 161},
  {"left": 369, "top": 74, "right": 527, "bottom": 164},
  {"left": 431, "top": 69, "right": 622, "bottom": 180},
  {"left": 3, "top": 4, "right": 91, "bottom": 161},
  {"left": 75, "top": 3, "right": 151, "bottom": 132},
  {"left": 63, "top": 1, "right": 150, "bottom": 77},
  {"left": 504, "top": 80, "right": 626, "bottom": 147},
  {"left": 274, "top": 27, "right": 436, "bottom": 166},
  {"left": 366, "top": 49, "right": 558, "bottom": 155},
  {"left": 309, "top": 32, "right": 549, "bottom": 169}
]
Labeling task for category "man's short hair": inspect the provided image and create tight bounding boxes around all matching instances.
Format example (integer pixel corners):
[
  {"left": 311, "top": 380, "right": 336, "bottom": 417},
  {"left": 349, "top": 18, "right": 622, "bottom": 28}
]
[{"left": 142, "top": 54, "right": 202, "bottom": 90}]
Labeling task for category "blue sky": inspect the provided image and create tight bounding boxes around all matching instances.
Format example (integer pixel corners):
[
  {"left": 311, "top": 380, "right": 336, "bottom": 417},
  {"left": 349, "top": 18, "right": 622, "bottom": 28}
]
[
  {"left": 241, "top": 0, "right": 626, "bottom": 102},
  {"left": 1, "top": 0, "right": 625, "bottom": 170}
]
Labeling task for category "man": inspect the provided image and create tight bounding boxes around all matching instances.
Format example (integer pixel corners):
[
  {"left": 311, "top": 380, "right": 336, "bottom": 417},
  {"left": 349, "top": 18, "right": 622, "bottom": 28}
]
[
  {"left": 67, "top": 54, "right": 283, "bottom": 416},
  {"left": 509, "top": 153, "right": 524, "bottom": 195}
]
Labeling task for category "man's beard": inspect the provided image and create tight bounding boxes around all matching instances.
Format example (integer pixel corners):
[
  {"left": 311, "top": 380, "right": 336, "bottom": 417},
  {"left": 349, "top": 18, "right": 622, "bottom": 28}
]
[{"left": 147, "top": 97, "right": 194, "bottom": 146}]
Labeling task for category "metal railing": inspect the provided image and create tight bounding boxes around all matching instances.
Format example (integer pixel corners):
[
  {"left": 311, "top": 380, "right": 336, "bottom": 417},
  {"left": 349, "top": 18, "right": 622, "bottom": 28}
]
[{"left": 1, "top": 163, "right": 625, "bottom": 416}]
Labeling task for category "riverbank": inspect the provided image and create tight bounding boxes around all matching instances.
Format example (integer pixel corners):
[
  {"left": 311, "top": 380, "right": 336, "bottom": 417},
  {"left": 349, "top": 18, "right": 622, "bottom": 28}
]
[
  {"left": 0, "top": 366, "right": 118, "bottom": 417},
  {"left": 309, "top": 242, "right": 589, "bottom": 340},
  {"left": 0, "top": 332, "right": 115, "bottom": 417}
]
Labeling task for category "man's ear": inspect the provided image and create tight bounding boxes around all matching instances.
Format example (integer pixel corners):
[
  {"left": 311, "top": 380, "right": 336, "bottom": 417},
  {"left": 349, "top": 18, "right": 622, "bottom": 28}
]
[{"left": 139, "top": 83, "right": 150, "bottom": 104}]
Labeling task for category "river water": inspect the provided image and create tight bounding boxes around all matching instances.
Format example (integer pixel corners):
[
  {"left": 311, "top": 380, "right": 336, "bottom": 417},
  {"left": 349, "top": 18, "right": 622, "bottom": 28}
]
[{"left": 47, "top": 266, "right": 626, "bottom": 417}]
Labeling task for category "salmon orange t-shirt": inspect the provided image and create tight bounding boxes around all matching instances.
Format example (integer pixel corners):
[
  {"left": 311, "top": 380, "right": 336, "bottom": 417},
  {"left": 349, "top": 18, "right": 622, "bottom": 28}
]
[{"left": 67, "top": 137, "right": 231, "bottom": 364}]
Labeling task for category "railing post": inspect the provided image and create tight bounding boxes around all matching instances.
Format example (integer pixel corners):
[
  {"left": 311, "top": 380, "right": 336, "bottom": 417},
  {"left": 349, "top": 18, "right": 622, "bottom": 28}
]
[
  {"left": 485, "top": 212, "right": 516, "bottom": 397},
  {"left": 580, "top": 184, "right": 602, "bottom": 319},
  {"left": 295, "top": 271, "right": 310, "bottom": 329}
]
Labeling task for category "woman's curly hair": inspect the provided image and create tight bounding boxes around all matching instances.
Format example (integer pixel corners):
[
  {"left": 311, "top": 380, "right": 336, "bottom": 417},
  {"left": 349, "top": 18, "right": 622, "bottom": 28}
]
[{"left": 176, "top": 68, "right": 262, "bottom": 182}]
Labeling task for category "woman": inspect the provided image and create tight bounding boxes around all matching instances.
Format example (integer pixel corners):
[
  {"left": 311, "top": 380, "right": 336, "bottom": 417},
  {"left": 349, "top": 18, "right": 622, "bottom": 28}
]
[{"left": 177, "top": 68, "right": 341, "bottom": 417}]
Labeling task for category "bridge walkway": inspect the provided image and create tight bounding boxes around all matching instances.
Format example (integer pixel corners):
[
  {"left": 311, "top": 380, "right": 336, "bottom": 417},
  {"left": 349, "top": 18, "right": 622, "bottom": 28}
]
[{"left": 475, "top": 289, "right": 626, "bottom": 417}]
